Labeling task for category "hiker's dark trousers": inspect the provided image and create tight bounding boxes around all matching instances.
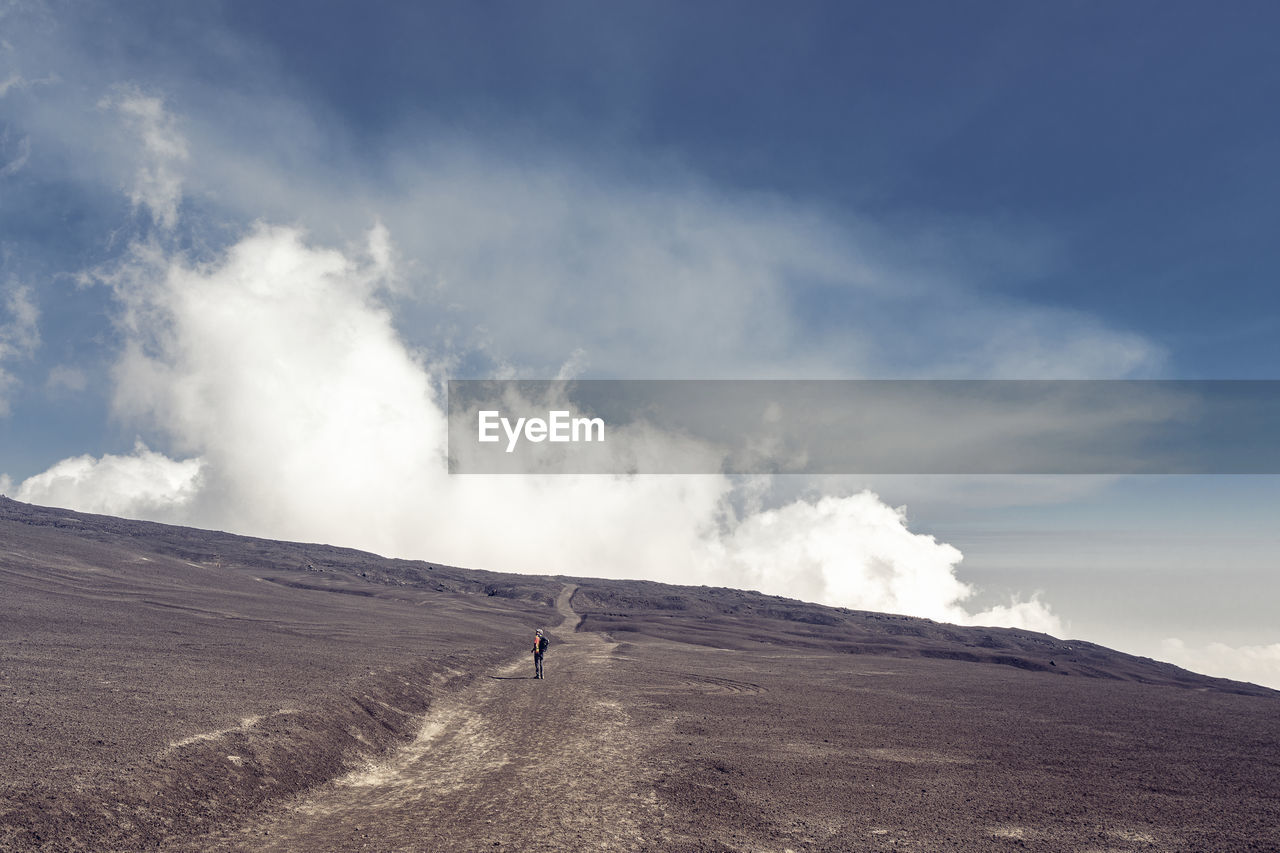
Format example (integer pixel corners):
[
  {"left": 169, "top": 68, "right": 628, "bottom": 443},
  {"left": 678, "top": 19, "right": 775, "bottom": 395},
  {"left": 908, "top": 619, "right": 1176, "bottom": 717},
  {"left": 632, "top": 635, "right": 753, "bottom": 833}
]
[{"left": 534, "top": 652, "right": 544, "bottom": 679}]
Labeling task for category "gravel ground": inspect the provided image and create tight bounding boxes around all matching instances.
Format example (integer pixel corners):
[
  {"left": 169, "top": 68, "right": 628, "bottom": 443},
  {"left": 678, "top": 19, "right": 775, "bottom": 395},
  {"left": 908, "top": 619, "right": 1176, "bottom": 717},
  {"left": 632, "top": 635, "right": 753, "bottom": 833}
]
[{"left": 3, "top": 497, "right": 1278, "bottom": 852}]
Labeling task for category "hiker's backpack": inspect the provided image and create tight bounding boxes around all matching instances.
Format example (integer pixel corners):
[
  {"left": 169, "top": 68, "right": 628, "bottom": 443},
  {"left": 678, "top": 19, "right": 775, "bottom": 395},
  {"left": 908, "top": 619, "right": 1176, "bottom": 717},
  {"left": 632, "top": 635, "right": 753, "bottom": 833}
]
[{"left": 538, "top": 635, "right": 549, "bottom": 654}]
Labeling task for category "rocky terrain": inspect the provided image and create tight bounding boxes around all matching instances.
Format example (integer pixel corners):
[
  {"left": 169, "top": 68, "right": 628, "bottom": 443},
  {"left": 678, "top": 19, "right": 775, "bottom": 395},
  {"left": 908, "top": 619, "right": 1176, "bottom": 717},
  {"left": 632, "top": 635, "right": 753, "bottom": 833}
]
[{"left": 2, "top": 496, "right": 1277, "bottom": 851}]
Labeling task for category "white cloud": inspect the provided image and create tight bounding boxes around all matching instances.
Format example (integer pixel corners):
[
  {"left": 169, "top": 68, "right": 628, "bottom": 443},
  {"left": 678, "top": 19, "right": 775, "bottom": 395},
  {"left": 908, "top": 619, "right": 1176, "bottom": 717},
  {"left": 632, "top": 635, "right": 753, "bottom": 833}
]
[
  {"left": 100, "top": 88, "right": 188, "bottom": 230},
  {"left": 0, "top": 282, "right": 39, "bottom": 416},
  {"left": 16, "top": 222, "right": 1060, "bottom": 632},
  {"left": 16, "top": 441, "right": 203, "bottom": 521},
  {"left": 968, "top": 595, "right": 1061, "bottom": 635},
  {"left": 1160, "top": 638, "right": 1280, "bottom": 692},
  {"left": 698, "top": 492, "right": 1061, "bottom": 633}
]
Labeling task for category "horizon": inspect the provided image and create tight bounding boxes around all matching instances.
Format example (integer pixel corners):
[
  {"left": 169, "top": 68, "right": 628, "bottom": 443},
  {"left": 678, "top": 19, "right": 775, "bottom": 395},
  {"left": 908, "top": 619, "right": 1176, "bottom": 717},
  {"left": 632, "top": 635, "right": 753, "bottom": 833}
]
[{"left": 8, "top": 492, "right": 1273, "bottom": 701}]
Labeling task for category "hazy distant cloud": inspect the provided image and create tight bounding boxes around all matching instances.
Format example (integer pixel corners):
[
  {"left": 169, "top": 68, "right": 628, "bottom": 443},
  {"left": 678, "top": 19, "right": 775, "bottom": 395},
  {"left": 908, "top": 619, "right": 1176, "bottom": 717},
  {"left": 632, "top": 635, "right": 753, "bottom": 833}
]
[
  {"left": 101, "top": 88, "right": 188, "bottom": 231},
  {"left": 1161, "top": 638, "right": 1280, "bottom": 691},
  {"left": 0, "top": 282, "right": 39, "bottom": 416},
  {"left": 45, "top": 364, "right": 87, "bottom": 393},
  {"left": 939, "top": 304, "right": 1158, "bottom": 380}
]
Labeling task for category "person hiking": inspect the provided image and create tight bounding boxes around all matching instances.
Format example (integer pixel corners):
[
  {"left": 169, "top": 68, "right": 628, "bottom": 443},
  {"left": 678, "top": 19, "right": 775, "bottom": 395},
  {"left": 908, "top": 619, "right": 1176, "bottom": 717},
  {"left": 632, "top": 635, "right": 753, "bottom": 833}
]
[{"left": 532, "top": 628, "right": 549, "bottom": 679}]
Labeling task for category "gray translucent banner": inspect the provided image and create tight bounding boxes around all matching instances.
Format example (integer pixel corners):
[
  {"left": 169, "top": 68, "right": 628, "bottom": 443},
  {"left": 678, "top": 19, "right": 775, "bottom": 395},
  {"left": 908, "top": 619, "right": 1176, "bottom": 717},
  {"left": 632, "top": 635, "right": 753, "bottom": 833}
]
[{"left": 446, "top": 380, "right": 1280, "bottom": 475}]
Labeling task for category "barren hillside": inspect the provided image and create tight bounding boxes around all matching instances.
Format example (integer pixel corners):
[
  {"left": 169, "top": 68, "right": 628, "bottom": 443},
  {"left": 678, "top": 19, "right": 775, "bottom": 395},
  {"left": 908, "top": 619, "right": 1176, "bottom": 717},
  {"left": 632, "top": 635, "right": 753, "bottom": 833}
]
[{"left": 2, "top": 497, "right": 1277, "bottom": 851}]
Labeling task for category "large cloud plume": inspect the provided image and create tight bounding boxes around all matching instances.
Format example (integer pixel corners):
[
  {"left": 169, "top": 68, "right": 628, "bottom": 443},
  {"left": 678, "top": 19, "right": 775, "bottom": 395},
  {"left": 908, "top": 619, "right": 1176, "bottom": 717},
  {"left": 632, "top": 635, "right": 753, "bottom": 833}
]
[{"left": 14, "top": 218, "right": 1062, "bottom": 634}]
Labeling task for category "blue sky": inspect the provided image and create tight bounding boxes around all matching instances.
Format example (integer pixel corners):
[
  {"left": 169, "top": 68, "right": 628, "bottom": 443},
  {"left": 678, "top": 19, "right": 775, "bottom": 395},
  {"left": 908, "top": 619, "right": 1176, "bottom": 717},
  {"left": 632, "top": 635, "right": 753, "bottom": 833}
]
[{"left": 2, "top": 1, "right": 1278, "bottom": 686}]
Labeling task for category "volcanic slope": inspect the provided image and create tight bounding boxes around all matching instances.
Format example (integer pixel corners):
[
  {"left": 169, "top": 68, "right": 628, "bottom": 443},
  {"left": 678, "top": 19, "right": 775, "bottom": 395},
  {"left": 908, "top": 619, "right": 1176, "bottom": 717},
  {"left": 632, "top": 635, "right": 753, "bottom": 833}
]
[{"left": 2, "top": 497, "right": 1279, "bottom": 851}]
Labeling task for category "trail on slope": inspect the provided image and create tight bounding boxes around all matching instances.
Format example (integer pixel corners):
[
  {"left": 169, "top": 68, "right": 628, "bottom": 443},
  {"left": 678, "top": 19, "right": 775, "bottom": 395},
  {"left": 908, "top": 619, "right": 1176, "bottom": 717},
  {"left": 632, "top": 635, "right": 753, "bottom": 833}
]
[{"left": 184, "top": 585, "right": 668, "bottom": 852}]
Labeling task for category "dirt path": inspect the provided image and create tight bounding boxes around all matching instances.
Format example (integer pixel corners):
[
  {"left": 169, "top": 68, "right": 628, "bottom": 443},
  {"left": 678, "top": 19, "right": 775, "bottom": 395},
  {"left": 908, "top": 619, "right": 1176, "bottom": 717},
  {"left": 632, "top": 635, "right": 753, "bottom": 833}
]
[{"left": 183, "top": 585, "right": 669, "bottom": 852}]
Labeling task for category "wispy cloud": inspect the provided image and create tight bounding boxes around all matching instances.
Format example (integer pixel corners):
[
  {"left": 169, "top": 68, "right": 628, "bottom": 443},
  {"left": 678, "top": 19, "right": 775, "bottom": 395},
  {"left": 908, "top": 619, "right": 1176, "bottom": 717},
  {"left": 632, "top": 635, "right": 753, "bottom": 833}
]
[
  {"left": 0, "top": 131, "right": 29, "bottom": 177},
  {"left": 45, "top": 364, "right": 87, "bottom": 393},
  {"left": 0, "top": 71, "right": 59, "bottom": 99},
  {"left": 99, "top": 88, "right": 188, "bottom": 231},
  {"left": 0, "top": 73, "right": 29, "bottom": 98},
  {"left": 0, "top": 282, "right": 39, "bottom": 416},
  {"left": 1, "top": 68, "right": 59, "bottom": 179},
  {"left": 266, "top": 146, "right": 1166, "bottom": 382}
]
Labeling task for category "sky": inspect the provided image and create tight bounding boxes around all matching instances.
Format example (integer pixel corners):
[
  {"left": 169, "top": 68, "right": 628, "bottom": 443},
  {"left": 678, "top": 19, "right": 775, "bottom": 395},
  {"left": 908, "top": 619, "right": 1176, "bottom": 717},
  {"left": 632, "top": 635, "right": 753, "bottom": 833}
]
[{"left": 1, "top": 1, "right": 1278, "bottom": 687}]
